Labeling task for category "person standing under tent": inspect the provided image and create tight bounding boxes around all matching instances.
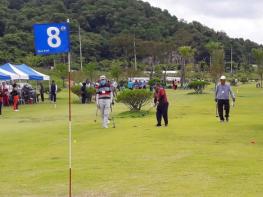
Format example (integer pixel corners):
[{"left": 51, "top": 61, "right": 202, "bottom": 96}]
[
  {"left": 96, "top": 75, "right": 113, "bottom": 128},
  {"left": 50, "top": 80, "right": 57, "bottom": 104},
  {"left": 215, "top": 76, "right": 236, "bottom": 122},
  {"left": 11, "top": 83, "right": 19, "bottom": 112},
  {"left": 154, "top": 83, "right": 169, "bottom": 127},
  {"left": 39, "top": 83, "right": 45, "bottom": 102}
]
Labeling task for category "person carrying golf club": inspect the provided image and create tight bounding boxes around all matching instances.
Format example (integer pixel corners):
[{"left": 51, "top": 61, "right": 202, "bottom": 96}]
[
  {"left": 96, "top": 75, "right": 113, "bottom": 128},
  {"left": 215, "top": 76, "right": 235, "bottom": 122},
  {"left": 154, "top": 83, "right": 169, "bottom": 127}
]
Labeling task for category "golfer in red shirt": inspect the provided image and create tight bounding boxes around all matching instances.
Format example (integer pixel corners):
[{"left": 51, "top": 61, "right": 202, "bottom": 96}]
[{"left": 154, "top": 84, "right": 169, "bottom": 127}]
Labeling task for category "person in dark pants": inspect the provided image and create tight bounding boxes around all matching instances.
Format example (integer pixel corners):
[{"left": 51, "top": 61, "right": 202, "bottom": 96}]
[
  {"left": 154, "top": 84, "right": 169, "bottom": 127},
  {"left": 81, "top": 82, "right": 87, "bottom": 104},
  {"left": 215, "top": 76, "right": 235, "bottom": 122},
  {"left": 50, "top": 80, "right": 57, "bottom": 104},
  {"left": 39, "top": 83, "right": 45, "bottom": 102}
]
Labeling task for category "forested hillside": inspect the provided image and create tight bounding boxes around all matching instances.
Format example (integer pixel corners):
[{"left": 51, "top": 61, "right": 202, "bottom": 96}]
[{"left": 0, "top": 0, "right": 260, "bottom": 70}]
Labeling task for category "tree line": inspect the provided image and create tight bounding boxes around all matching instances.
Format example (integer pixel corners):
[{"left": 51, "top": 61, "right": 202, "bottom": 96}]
[{"left": 0, "top": 0, "right": 262, "bottom": 86}]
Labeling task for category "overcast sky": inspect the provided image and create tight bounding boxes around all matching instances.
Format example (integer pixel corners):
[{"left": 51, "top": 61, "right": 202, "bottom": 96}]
[{"left": 143, "top": 0, "right": 263, "bottom": 45}]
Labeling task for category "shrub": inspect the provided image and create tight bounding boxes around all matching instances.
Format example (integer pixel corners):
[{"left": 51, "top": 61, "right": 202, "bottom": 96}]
[
  {"left": 71, "top": 85, "right": 96, "bottom": 103},
  {"left": 71, "top": 85, "right": 82, "bottom": 97},
  {"left": 116, "top": 89, "right": 152, "bottom": 111},
  {"left": 148, "top": 78, "right": 161, "bottom": 87},
  {"left": 188, "top": 80, "right": 209, "bottom": 94}
]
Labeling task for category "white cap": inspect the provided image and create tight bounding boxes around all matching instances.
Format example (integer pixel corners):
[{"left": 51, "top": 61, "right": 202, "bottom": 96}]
[
  {"left": 100, "top": 75, "right": 106, "bottom": 80},
  {"left": 220, "top": 76, "right": 226, "bottom": 80}
]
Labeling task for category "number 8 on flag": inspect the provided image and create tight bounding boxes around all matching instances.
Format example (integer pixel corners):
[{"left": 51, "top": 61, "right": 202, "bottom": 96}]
[{"left": 34, "top": 23, "right": 70, "bottom": 55}]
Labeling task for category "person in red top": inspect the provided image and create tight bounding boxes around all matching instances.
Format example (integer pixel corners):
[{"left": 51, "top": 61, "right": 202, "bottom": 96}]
[
  {"left": 96, "top": 75, "right": 113, "bottom": 128},
  {"left": 172, "top": 80, "right": 178, "bottom": 90},
  {"left": 154, "top": 83, "right": 169, "bottom": 127}
]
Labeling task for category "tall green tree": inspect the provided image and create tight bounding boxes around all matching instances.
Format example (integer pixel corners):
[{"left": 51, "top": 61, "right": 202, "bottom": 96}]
[
  {"left": 205, "top": 41, "right": 223, "bottom": 69},
  {"left": 84, "top": 62, "right": 97, "bottom": 82},
  {"left": 252, "top": 48, "right": 263, "bottom": 88},
  {"left": 205, "top": 42, "right": 225, "bottom": 86},
  {"left": 110, "top": 60, "right": 123, "bottom": 82},
  {"left": 178, "top": 46, "right": 195, "bottom": 87},
  {"left": 138, "top": 41, "right": 166, "bottom": 79},
  {"left": 211, "top": 49, "right": 225, "bottom": 86}
]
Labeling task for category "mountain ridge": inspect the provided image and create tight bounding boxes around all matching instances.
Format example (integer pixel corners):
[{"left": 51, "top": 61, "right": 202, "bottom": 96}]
[{"left": 0, "top": 0, "right": 260, "bottom": 66}]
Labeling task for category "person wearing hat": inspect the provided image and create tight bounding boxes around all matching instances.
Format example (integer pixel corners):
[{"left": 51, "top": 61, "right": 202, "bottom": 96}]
[
  {"left": 215, "top": 76, "right": 235, "bottom": 122},
  {"left": 96, "top": 75, "right": 113, "bottom": 128}
]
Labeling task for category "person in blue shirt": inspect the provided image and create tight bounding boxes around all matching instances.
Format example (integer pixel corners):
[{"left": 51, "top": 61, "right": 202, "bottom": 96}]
[
  {"left": 138, "top": 80, "right": 143, "bottom": 89},
  {"left": 128, "top": 80, "right": 134, "bottom": 90},
  {"left": 134, "top": 80, "right": 139, "bottom": 89},
  {"left": 215, "top": 76, "right": 235, "bottom": 122}
]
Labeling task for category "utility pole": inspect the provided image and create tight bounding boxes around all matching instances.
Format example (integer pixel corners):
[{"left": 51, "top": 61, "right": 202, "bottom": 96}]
[
  {"left": 134, "top": 32, "right": 137, "bottom": 71},
  {"left": 78, "top": 25, "right": 83, "bottom": 71}
]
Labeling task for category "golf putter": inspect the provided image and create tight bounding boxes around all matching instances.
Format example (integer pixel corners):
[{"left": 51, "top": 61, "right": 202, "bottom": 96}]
[
  {"left": 110, "top": 105, "right": 116, "bottom": 128},
  {"left": 216, "top": 102, "right": 219, "bottom": 117}
]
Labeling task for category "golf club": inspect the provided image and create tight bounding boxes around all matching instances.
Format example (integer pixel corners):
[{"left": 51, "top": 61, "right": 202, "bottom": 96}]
[
  {"left": 110, "top": 105, "right": 116, "bottom": 128},
  {"left": 216, "top": 102, "right": 219, "bottom": 117}
]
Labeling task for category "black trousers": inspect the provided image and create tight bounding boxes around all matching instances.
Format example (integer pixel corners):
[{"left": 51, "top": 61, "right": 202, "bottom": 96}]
[
  {"left": 0, "top": 102, "right": 2, "bottom": 115},
  {"left": 156, "top": 102, "right": 169, "bottom": 125},
  {"left": 40, "top": 92, "right": 44, "bottom": 102},
  {"left": 51, "top": 93, "right": 56, "bottom": 103},
  {"left": 218, "top": 99, "right": 230, "bottom": 121},
  {"left": 81, "top": 94, "right": 87, "bottom": 104}
]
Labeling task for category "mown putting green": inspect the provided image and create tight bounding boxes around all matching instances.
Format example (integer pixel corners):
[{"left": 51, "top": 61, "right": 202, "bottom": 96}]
[{"left": 0, "top": 84, "right": 262, "bottom": 197}]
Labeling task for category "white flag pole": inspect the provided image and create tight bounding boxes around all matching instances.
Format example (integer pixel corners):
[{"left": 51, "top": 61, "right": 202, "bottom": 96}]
[{"left": 67, "top": 18, "right": 72, "bottom": 197}]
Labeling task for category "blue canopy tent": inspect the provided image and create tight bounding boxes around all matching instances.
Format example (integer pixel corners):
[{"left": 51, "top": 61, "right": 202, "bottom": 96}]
[
  {"left": 0, "top": 68, "right": 20, "bottom": 80},
  {"left": 0, "top": 63, "right": 29, "bottom": 80},
  {"left": 16, "top": 64, "right": 50, "bottom": 81},
  {"left": 0, "top": 70, "right": 11, "bottom": 80},
  {"left": 0, "top": 63, "right": 50, "bottom": 81}
]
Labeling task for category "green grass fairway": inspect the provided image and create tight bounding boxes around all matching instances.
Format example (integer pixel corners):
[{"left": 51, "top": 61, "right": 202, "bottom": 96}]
[{"left": 0, "top": 84, "right": 262, "bottom": 197}]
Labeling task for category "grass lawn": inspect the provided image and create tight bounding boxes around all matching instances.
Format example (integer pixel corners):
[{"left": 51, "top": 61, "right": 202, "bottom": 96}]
[{"left": 0, "top": 84, "right": 262, "bottom": 197}]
